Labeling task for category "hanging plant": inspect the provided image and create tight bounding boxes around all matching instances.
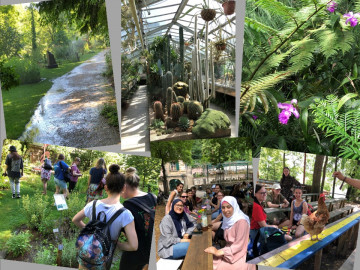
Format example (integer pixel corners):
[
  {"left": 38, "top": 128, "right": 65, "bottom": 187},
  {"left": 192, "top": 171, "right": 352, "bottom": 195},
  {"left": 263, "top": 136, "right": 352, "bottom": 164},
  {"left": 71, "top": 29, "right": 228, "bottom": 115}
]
[
  {"left": 215, "top": 41, "right": 226, "bottom": 51},
  {"left": 222, "top": 0, "right": 235, "bottom": 16},
  {"left": 200, "top": 0, "right": 216, "bottom": 21}
]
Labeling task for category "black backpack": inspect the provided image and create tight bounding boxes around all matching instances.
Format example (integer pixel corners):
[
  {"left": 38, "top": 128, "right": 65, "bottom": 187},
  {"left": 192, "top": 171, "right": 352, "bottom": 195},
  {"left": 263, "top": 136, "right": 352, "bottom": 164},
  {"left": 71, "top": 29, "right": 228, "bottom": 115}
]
[
  {"left": 75, "top": 200, "right": 126, "bottom": 269},
  {"left": 124, "top": 194, "right": 156, "bottom": 221}
]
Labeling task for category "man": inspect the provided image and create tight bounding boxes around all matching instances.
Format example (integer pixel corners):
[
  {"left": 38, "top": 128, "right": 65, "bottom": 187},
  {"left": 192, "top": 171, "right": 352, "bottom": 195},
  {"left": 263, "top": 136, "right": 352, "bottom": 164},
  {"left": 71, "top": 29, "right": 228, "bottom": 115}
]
[{"left": 265, "top": 184, "right": 290, "bottom": 228}]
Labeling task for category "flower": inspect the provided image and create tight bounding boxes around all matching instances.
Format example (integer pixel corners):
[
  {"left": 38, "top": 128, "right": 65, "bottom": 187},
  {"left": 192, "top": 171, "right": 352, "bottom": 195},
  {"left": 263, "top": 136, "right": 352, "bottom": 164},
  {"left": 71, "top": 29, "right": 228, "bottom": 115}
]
[
  {"left": 344, "top": 12, "right": 360, "bottom": 27},
  {"left": 277, "top": 101, "right": 300, "bottom": 125},
  {"left": 252, "top": 115, "right": 258, "bottom": 120},
  {"left": 327, "top": 1, "right": 337, "bottom": 13}
]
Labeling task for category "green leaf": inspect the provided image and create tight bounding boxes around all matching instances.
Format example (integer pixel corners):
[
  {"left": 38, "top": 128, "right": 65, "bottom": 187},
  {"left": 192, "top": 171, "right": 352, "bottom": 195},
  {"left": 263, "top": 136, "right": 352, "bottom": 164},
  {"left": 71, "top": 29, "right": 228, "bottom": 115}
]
[
  {"left": 243, "top": 113, "right": 257, "bottom": 130},
  {"left": 300, "top": 109, "right": 308, "bottom": 139},
  {"left": 337, "top": 93, "right": 358, "bottom": 111},
  {"left": 353, "top": 63, "right": 358, "bottom": 79}
]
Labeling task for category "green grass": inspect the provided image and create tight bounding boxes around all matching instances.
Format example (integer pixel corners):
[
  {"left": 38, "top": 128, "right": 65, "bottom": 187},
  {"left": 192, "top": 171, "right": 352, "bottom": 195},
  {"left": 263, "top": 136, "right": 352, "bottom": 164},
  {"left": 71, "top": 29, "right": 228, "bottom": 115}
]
[{"left": 2, "top": 49, "right": 103, "bottom": 139}]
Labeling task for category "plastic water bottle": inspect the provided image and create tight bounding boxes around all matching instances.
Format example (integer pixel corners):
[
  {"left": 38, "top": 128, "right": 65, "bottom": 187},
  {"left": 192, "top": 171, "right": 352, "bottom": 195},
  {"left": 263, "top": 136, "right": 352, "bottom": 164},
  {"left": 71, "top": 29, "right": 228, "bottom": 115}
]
[{"left": 201, "top": 213, "right": 208, "bottom": 231}]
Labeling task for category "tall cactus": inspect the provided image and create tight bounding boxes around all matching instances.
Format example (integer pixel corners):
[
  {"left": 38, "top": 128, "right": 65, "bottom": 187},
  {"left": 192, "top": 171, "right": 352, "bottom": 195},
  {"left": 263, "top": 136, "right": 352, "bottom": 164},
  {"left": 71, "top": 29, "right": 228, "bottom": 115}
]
[
  {"left": 161, "top": 75, "right": 167, "bottom": 105},
  {"left": 167, "top": 35, "right": 171, "bottom": 72},
  {"left": 171, "top": 103, "right": 182, "bottom": 122},
  {"left": 166, "top": 71, "right": 173, "bottom": 89},
  {"left": 154, "top": 101, "right": 165, "bottom": 121},
  {"left": 166, "top": 87, "right": 173, "bottom": 115},
  {"left": 179, "top": 27, "right": 184, "bottom": 81}
]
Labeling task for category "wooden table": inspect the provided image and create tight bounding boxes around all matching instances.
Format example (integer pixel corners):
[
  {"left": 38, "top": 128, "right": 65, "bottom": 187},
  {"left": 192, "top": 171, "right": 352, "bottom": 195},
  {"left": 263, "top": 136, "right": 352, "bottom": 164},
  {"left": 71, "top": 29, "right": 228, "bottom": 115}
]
[{"left": 182, "top": 215, "right": 213, "bottom": 270}]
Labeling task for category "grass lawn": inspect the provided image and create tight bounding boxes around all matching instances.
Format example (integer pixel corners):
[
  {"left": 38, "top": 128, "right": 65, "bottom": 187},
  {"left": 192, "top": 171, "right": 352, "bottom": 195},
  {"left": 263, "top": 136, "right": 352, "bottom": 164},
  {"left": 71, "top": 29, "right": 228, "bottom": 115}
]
[{"left": 2, "top": 49, "right": 103, "bottom": 139}]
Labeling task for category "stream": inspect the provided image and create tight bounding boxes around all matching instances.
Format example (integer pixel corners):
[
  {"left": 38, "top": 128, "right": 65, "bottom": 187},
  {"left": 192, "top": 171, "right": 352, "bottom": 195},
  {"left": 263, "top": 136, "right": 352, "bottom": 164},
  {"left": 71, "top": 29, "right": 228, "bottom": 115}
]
[{"left": 19, "top": 50, "right": 120, "bottom": 148}]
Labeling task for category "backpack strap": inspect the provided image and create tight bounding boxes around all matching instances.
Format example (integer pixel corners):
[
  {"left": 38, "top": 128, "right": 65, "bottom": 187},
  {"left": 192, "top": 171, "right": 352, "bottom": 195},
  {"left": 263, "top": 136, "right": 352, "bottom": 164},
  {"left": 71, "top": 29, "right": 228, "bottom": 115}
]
[
  {"left": 126, "top": 196, "right": 154, "bottom": 214},
  {"left": 92, "top": 200, "right": 98, "bottom": 221},
  {"left": 106, "top": 207, "right": 127, "bottom": 227}
]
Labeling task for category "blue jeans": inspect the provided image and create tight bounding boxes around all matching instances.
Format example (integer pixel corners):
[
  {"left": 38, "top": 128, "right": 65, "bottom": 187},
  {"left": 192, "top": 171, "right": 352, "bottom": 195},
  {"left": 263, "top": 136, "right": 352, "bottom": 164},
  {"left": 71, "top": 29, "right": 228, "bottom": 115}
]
[
  {"left": 167, "top": 242, "right": 190, "bottom": 259},
  {"left": 212, "top": 210, "right": 220, "bottom": 220}
]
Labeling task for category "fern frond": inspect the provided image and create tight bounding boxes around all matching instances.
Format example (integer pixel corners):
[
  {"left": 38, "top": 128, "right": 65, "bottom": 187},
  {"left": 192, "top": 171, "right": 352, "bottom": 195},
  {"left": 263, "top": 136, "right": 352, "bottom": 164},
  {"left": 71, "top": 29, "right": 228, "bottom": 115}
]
[
  {"left": 289, "top": 37, "right": 317, "bottom": 72},
  {"left": 255, "top": 0, "right": 296, "bottom": 21}
]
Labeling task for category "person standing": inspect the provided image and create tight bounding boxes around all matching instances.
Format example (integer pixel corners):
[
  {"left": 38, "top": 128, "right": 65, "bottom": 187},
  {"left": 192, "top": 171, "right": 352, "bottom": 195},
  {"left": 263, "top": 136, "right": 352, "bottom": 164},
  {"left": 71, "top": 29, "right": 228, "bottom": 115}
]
[
  {"left": 4, "top": 146, "right": 23, "bottom": 199},
  {"left": 69, "top": 157, "right": 82, "bottom": 193},
  {"left": 280, "top": 167, "right": 301, "bottom": 203},
  {"left": 120, "top": 167, "right": 157, "bottom": 270},
  {"left": 87, "top": 158, "right": 107, "bottom": 203},
  {"left": 53, "top": 154, "right": 70, "bottom": 199},
  {"left": 165, "top": 182, "right": 184, "bottom": 215},
  {"left": 41, "top": 158, "right": 52, "bottom": 195}
]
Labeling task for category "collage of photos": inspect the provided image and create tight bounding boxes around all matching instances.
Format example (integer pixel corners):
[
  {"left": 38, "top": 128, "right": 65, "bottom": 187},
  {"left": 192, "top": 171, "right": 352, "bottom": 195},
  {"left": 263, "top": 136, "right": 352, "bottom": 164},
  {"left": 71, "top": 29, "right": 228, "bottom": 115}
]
[{"left": 0, "top": 0, "right": 360, "bottom": 270}]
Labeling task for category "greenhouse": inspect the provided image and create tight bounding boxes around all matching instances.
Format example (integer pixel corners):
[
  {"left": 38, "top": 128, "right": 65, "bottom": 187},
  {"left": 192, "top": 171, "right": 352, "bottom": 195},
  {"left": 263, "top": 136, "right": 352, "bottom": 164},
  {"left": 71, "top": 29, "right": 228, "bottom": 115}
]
[{"left": 120, "top": 0, "right": 237, "bottom": 151}]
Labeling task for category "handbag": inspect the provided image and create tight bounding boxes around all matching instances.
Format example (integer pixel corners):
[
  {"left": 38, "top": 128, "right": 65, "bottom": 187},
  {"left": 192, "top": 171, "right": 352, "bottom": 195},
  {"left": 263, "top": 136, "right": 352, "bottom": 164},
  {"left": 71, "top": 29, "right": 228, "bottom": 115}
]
[{"left": 60, "top": 162, "right": 71, "bottom": 183}]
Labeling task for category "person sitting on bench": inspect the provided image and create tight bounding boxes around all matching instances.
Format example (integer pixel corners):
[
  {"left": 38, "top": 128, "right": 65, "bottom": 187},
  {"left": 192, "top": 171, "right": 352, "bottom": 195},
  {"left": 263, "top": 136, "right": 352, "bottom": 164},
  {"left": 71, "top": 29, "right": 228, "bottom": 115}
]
[
  {"left": 158, "top": 199, "right": 195, "bottom": 259},
  {"left": 265, "top": 184, "right": 290, "bottom": 228}
]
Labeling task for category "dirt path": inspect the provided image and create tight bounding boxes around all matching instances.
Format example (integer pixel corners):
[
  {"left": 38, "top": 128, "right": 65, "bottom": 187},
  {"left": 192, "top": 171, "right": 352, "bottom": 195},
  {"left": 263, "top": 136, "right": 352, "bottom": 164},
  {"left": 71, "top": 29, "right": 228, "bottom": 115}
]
[
  {"left": 19, "top": 50, "right": 120, "bottom": 148},
  {"left": 121, "top": 85, "right": 150, "bottom": 152}
]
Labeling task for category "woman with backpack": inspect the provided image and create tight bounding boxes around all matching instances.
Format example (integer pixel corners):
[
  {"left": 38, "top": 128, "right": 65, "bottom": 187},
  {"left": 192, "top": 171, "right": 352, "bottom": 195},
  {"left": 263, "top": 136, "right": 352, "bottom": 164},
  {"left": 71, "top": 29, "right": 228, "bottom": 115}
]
[
  {"left": 72, "top": 164, "right": 138, "bottom": 270},
  {"left": 120, "top": 167, "right": 156, "bottom": 270},
  {"left": 69, "top": 157, "right": 82, "bottom": 193},
  {"left": 53, "top": 154, "right": 70, "bottom": 199},
  {"left": 87, "top": 158, "right": 107, "bottom": 203},
  {"left": 205, "top": 196, "right": 255, "bottom": 270},
  {"left": 4, "top": 146, "right": 23, "bottom": 199},
  {"left": 41, "top": 158, "right": 53, "bottom": 195},
  {"left": 158, "top": 198, "right": 195, "bottom": 259},
  {"left": 289, "top": 186, "right": 308, "bottom": 238}
]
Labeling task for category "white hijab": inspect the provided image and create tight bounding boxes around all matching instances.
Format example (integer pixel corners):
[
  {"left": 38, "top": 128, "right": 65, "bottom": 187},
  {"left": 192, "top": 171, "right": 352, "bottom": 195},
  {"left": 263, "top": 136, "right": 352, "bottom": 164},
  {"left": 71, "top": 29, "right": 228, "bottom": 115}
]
[{"left": 221, "top": 196, "right": 250, "bottom": 230}]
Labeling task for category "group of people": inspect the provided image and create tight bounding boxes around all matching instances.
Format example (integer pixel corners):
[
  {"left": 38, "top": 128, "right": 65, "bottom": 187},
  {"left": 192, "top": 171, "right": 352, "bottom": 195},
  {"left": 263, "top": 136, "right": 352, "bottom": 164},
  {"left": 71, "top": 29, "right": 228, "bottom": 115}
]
[{"left": 157, "top": 166, "right": 360, "bottom": 269}]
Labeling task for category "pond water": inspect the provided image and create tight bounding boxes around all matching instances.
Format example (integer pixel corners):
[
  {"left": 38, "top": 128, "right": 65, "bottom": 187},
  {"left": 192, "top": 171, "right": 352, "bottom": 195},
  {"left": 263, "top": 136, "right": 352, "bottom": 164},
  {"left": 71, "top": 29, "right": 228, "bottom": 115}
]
[{"left": 19, "top": 50, "right": 120, "bottom": 148}]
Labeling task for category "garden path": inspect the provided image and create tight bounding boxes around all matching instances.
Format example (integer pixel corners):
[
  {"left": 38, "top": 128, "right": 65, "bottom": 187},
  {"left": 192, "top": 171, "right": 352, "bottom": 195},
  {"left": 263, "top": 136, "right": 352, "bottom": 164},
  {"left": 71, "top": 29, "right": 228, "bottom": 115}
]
[
  {"left": 19, "top": 50, "right": 120, "bottom": 148},
  {"left": 121, "top": 85, "right": 150, "bottom": 152},
  {"left": 209, "top": 103, "right": 236, "bottom": 137}
]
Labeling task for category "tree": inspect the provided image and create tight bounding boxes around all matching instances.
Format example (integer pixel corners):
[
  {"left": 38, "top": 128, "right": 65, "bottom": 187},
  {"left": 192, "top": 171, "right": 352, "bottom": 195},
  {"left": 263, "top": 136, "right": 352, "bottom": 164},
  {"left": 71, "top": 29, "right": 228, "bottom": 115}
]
[
  {"left": 150, "top": 141, "right": 194, "bottom": 195},
  {"left": 312, "top": 155, "right": 325, "bottom": 194},
  {"left": 125, "top": 155, "right": 161, "bottom": 191}
]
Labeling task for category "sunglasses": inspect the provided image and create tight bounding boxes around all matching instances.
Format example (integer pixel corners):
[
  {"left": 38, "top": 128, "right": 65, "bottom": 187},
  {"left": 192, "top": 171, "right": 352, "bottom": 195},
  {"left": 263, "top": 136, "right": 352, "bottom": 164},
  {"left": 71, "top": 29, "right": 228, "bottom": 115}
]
[
  {"left": 258, "top": 192, "right": 267, "bottom": 195},
  {"left": 181, "top": 196, "right": 188, "bottom": 198}
]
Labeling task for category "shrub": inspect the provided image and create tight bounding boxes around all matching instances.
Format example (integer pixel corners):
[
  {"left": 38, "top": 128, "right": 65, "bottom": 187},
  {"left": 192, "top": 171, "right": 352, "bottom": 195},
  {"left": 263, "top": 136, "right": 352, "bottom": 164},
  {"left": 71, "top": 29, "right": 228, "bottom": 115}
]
[
  {"left": 22, "top": 193, "right": 50, "bottom": 230},
  {"left": 61, "top": 192, "right": 86, "bottom": 233},
  {"left": 61, "top": 236, "right": 78, "bottom": 268},
  {"left": 34, "top": 244, "right": 57, "bottom": 266},
  {"left": 101, "top": 104, "right": 119, "bottom": 127},
  {"left": 4, "top": 57, "right": 40, "bottom": 84},
  {"left": 38, "top": 215, "right": 56, "bottom": 237},
  {"left": 5, "top": 231, "right": 32, "bottom": 257}
]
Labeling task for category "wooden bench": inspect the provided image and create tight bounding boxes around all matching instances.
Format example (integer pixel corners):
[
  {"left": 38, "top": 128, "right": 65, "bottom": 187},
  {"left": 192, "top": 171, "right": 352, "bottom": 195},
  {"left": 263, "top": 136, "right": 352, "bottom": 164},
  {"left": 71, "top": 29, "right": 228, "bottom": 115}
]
[
  {"left": 182, "top": 215, "right": 213, "bottom": 270},
  {"left": 302, "top": 193, "right": 319, "bottom": 202},
  {"left": 247, "top": 211, "right": 360, "bottom": 270},
  {"left": 339, "top": 249, "right": 356, "bottom": 270},
  {"left": 329, "top": 206, "right": 354, "bottom": 222}
]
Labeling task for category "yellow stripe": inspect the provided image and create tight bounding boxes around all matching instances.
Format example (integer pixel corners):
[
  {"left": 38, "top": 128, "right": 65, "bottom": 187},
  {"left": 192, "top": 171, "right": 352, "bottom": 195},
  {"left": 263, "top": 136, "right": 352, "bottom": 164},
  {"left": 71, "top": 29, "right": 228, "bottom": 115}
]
[{"left": 259, "top": 212, "right": 360, "bottom": 267}]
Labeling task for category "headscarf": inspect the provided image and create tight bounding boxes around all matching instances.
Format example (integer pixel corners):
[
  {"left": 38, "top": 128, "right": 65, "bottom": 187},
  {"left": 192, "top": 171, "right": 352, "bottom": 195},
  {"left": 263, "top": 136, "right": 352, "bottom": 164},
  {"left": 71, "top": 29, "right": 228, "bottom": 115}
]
[
  {"left": 169, "top": 198, "right": 194, "bottom": 238},
  {"left": 221, "top": 196, "right": 250, "bottom": 230}
]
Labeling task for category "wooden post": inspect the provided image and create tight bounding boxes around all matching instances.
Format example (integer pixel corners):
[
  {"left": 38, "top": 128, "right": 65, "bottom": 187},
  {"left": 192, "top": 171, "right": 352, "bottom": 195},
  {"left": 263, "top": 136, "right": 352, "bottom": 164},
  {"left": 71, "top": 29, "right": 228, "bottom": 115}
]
[
  {"left": 332, "top": 156, "right": 338, "bottom": 198},
  {"left": 314, "top": 249, "right": 323, "bottom": 270},
  {"left": 350, "top": 222, "right": 359, "bottom": 250}
]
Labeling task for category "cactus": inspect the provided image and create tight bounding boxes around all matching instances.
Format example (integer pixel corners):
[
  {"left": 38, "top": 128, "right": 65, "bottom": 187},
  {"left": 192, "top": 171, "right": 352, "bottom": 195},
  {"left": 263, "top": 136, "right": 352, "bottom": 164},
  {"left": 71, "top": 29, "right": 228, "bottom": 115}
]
[
  {"left": 192, "top": 109, "right": 231, "bottom": 138},
  {"left": 166, "top": 118, "right": 178, "bottom": 129},
  {"left": 177, "top": 96, "right": 185, "bottom": 103},
  {"left": 166, "top": 87, "right": 173, "bottom": 114},
  {"left": 172, "top": 90, "right": 178, "bottom": 103},
  {"left": 166, "top": 71, "right": 173, "bottom": 89},
  {"left": 179, "top": 27, "right": 184, "bottom": 81},
  {"left": 187, "top": 101, "right": 203, "bottom": 120},
  {"left": 173, "top": 82, "right": 189, "bottom": 97},
  {"left": 183, "top": 101, "right": 190, "bottom": 114},
  {"left": 178, "top": 116, "right": 190, "bottom": 131},
  {"left": 161, "top": 75, "right": 167, "bottom": 105},
  {"left": 153, "top": 101, "right": 165, "bottom": 121},
  {"left": 171, "top": 102, "right": 182, "bottom": 122}
]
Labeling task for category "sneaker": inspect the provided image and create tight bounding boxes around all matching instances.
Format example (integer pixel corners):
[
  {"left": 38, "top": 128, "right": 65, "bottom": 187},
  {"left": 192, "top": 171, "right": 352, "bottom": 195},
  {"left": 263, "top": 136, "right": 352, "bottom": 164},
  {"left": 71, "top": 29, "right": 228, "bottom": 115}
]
[
  {"left": 12, "top": 194, "right": 15, "bottom": 199},
  {"left": 16, "top": 194, "right": 21, "bottom": 199}
]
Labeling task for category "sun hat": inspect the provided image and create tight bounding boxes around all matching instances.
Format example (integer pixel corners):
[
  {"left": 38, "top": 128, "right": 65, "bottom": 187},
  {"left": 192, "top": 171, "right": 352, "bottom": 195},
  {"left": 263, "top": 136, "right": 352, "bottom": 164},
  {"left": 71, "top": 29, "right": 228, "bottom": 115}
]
[{"left": 272, "top": 183, "right": 281, "bottom": 190}]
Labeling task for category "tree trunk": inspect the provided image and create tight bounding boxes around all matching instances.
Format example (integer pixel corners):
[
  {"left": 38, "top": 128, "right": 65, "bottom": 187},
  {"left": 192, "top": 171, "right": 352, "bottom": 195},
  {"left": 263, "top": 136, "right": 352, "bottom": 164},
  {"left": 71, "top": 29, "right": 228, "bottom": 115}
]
[
  {"left": 283, "top": 151, "right": 286, "bottom": 168},
  {"left": 332, "top": 156, "right": 338, "bottom": 198},
  {"left": 320, "top": 155, "right": 328, "bottom": 193},
  {"left": 162, "top": 159, "right": 169, "bottom": 196},
  {"left": 312, "top": 155, "right": 325, "bottom": 193},
  {"left": 303, "top": 152, "right": 306, "bottom": 184}
]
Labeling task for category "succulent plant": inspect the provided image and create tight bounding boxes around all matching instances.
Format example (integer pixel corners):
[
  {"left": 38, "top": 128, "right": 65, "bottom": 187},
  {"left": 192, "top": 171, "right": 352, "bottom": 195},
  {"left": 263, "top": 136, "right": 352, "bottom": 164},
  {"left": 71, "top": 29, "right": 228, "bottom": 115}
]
[
  {"left": 166, "top": 87, "right": 173, "bottom": 114},
  {"left": 187, "top": 101, "right": 203, "bottom": 120},
  {"left": 183, "top": 101, "right": 190, "bottom": 114},
  {"left": 171, "top": 103, "right": 182, "bottom": 122},
  {"left": 172, "top": 90, "right": 178, "bottom": 103},
  {"left": 173, "top": 82, "right": 189, "bottom": 97},
  {"left": 153, "top": 101, "right": 165, "bottom": 121},
  {"left": 178, "top": 116, "right": 190, "bottom": 131},
  {"left": 177, "top": 96, "right": 185, "bottom": 103},
  {"left": 166, "top": 118, "right": 178, "bottom": 129}
]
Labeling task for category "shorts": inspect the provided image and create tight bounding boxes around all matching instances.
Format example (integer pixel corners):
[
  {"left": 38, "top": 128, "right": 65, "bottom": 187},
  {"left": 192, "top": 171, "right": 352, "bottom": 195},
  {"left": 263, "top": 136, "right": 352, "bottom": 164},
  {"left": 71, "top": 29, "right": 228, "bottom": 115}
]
[
  {"left": 41, "top": 178, "right": 49, "bottom": 183},
  {"left": 54, "top": 177, "right": 67, "bottom": 190}
]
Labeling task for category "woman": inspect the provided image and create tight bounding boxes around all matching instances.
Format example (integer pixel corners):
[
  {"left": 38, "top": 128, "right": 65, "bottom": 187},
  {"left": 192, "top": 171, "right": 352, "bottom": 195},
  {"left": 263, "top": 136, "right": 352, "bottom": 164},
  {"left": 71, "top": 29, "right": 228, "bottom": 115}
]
[
  {"left": 72, "top": 164, "right": 138, "bottom": 269},
  {"left": 210, "top": 184, "right": 222, "bottom": 209},
  {"left": 87, "top": 158, "right": 107, "bottom": 203},
  {"left": 265, "top": 184, "right": 290, "bottom": 228},
  {"left": 158, "top": 198, "right": 195, "bottom": 259},
  {"left": 120, "top": 167, "right": 157, "bottom": 270},
  {"left": 69, "top": 157, "right": 82, "bottom": 193},
  {"left": 54, "top": 154, "right": 70, "bottom": 199},
  {"left": 4, "top": 146, "right": 23, "bottom": 199},
  {"left": 250, "top": 185, "right": 292, "bottom": 241},
  {"left": 165, "top": 182, "right": 184, "bottom": 214},
  {"left": 280, "top": 167, "right": 301, "bottom": 203},
  {"left": 211, "top": 189, "right": 224, "bottom": 220},
  {"left": 41, "top": 158, "right": 52, "bottom": 195},
  {"left": 186, "top": 189, "right": 196, "bottom": 211},
  {"left": 205, "top": 196, "right": 255, "bottom": 270},
  {"left": 289, "top": 187, "right": 308, "bottom": 238}
]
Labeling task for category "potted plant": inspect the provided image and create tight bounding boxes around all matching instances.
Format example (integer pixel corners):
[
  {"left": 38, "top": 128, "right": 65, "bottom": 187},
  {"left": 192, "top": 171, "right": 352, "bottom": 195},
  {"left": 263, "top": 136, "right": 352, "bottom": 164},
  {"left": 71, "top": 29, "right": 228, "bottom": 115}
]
[
  {"left": 221, "top": 0, "right": 235, "bottom": 16},
  {"left": 200, "top": 0, "right": 216, "bottom": 21},
  {"left": 214, "top": 29, "right": 227, "bottom": 51}
]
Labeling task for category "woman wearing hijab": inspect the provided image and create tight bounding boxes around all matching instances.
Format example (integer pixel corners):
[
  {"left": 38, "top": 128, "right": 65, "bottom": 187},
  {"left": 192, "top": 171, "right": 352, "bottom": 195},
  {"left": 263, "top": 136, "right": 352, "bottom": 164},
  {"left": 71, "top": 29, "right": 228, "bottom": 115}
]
[
  {"left": 205, "top": 196, "right": 255, "bottom": 270},
  {"left": 280, "top": 167, "right": 301, "bottom": 203},
  {"left": 158, "top": 198, "right": 195, "bottom": 259}
]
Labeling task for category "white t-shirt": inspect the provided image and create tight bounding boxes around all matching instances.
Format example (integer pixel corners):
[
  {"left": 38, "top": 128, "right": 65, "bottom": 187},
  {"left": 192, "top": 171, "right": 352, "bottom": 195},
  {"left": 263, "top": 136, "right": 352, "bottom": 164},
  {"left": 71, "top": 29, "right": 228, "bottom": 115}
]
[{"left": 84, "top": 200, "right": 134, "bottom": 241}]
